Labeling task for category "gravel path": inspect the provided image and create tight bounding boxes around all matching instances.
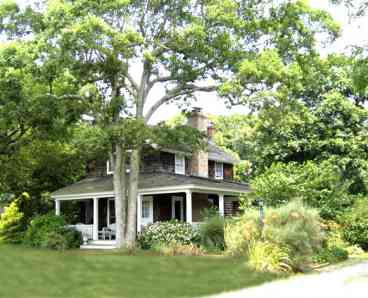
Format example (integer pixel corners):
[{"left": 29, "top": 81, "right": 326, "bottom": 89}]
[{"left": 206, "top": 262, "right": 368, "bottom": 298}]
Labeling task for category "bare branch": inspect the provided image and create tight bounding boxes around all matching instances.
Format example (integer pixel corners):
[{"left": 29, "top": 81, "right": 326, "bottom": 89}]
[
  {"left": 149, "top": 75, "right": 175, "bottom": 87},
  {"left": 124, "top": 71, "right": 139, "bottom": 92},
  {"left": 144, "top": 84, "right": 217, "bottom": 122}
]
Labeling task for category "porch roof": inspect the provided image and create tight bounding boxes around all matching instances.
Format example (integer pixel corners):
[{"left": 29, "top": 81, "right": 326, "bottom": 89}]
[{"left": 51, "top": 173, "right": 249, "bottom": 198}]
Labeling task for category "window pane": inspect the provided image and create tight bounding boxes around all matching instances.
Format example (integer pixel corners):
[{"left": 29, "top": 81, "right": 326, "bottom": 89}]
[
  {"left": 175, "top": 155, "right": 185, "bottom": 174},
  {"left": 215, "top": 162, "right": 223, "bottom": 179},
  {"left": 142, "top": 201, "right": 150, "bottom": 218}
]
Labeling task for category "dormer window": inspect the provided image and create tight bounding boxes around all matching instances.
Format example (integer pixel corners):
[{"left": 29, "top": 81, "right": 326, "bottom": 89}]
[
  {"left": 175, "top": 154, "right": 185, "bottom": 175},
  {"left": 107, "top": 153, "right": 130, "bottom": 175},
  {"left": 215, "top": 162, "right": 223, "bottom": 180},
  {"left": 107, "top": 159, "right": 114, "bottom": 175}
]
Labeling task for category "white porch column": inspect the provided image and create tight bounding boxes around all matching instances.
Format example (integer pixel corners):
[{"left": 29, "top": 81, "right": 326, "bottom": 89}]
[
  {"left": 55, "top": 200, "right": 61, "bottom": 216},
  {"left": 186, "top": 190, "right": 192, "bottom": 223},
  {"left": 93, "top": 197, "right": 99, "bottom": 241},
  {"left": 137, "top": 194, "right": 143, "bottom": 233},
  {"left": 218, "top": 194, "right": 224, "bottom": 217}
]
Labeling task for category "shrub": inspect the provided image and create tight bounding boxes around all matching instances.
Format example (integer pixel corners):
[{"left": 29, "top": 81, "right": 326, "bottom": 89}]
[
  {"left": 152, "top": 241, "right": 204, "bottom": 256},
  {"left": 225, "top": 200, "right": 323, "bottom": 271},
  {"left": 23, "top": 214, "right": 66, "bottom": 247},
  {"left": 224, "top": 209, "right": 261, "bottom": 256},
  {"left": 198, "top": 208, "right": 225, "bottom": 251},
  {"left": 138, "top": 220, "right": 199, "bottom": 249},
  {"left": 23, "top": 214, "right": 82, "bottom": 250},
  {"left": 248, "top": 241, "right": 292, "bottom": 273},
  {"left": 262, "top": 200, "right": 323, "bottom": 267},
  {"left": 44, "top": 231, "right": 68, "bottom": 250},
  {"left": 0, "top": 199, "right": 25, "bottom": 243},
  {"left": 251, "top": 161, "right": 355, "bottom": 220},
  {"left": 340, "top": 198, "right": 368, "bottom": 250},
  {"left": 313, "top": 246, "right": 348, "bottom": 264}
]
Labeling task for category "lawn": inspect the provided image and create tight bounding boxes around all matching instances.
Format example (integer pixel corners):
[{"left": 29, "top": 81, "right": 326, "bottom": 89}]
[{"left": 0, "top": 244, "right": 281, "bottom": 298}]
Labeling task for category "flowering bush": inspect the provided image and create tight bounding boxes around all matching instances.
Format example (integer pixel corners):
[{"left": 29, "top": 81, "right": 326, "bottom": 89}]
[{"left": 137, "top": 220, "right": 199, "bottom": 249}]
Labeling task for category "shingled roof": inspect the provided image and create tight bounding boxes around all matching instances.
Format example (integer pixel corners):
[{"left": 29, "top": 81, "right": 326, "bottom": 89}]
[{"left": 52, "top": 172, "right": 249, "bottom": 198}]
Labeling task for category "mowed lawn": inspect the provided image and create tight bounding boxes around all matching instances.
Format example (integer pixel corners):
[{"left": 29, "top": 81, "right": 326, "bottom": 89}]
[{"left": 0, "top": 244, "right": 281, "bottom": 298}]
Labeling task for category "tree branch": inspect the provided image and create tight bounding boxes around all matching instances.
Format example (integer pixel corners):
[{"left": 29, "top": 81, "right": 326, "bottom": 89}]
[
  {"left": 144, "top": 84, "right": 217, "bottom": 122},
  {"left": 124, "top": 71, "right": 139, "bottom": 93}
]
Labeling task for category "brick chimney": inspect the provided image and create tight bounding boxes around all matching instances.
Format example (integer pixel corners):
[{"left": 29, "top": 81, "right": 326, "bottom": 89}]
[
  {"left": 188, "top": 107, "right": 209, "bottom": 178},
  {"left": 207, "top": 121, "right": 215, "bottom": 140}
]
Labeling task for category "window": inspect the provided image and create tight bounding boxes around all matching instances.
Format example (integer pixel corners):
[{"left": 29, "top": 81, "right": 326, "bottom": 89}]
[
  {"left": 142, "top": 200, "right": 150, "bottom": 218},
  {"left": 175, "top": 154, "right": 185, "bottom": 175},
  {"left": 106, "top": 159, "right": 114, "bottom": 175},
  {"left": 107, "top": 154, "right": 130, "bottom": 175},
  {"left": 215, "top": 162, "right": 223, "bottom": 180}
]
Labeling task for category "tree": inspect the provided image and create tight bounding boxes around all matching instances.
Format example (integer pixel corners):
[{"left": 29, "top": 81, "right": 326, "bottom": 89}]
[
  {"left": 331, "top": 0, "right": 368, "bottom": 17},
  {"left": 1, "top": 0, "right": 338, "bottom": 248}
]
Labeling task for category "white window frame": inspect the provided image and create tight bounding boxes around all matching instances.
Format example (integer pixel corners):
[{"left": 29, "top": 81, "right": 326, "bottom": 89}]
[
  {"left": 141, "top": 196, "right": 153, "bottom": 226},
  {"left": 107, "top": 154, "right": 130, "bottom": 175},
  {"left": 175, "top": 154, "right": 186, "bottom": 175},
  {"left": 106, "top": 160, "right": 114, "bottom": 175},
  {"left": 214, "top": 162, "right": 223, "bottom": 180}
]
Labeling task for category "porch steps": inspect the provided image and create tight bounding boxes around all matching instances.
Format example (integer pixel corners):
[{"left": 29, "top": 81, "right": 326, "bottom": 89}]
[{"left": 80, "top": 240, "right": 117, "bottom": 250}]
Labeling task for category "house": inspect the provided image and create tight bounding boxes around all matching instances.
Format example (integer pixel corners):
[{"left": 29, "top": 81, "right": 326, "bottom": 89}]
[{"left": 51, "top": 108, "right": 249, "bottom": 248}]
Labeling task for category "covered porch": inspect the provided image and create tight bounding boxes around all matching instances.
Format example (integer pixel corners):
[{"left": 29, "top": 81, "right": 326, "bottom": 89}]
[{"left": 52, "top": 173, "right": 249, "bottom": 248}]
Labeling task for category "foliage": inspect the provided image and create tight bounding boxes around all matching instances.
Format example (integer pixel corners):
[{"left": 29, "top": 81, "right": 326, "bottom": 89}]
[
  {"left": 23, "top": 214, "right": 66, "bottom": 247},
  {"left": 210, "top": 114, "right": 256, "bottom": 161},
  {"left": 252, "top": 92, "right": 368, "bottom": 195},
  {"left": 250, "top": 161, "right": 356, "bottom": 219},
  {"left": 225, "top": 201, "right": 323, "bottom": 271},
  {"left": 198, "top": 208, "right": 225, "bottom": 251},
  {"left": 248, "top": 241, "right": 292, "bottom": 273},
  {"left": 313, "top": 246, "right": 348, "bottom": 264},
  {"left": 0, "top": 41, "right": 82, "bottom": 156},
  {"left": 0, "top": 196, "right": 25, "bottom": 243},
  {"left": 0, "top": 137, "right": 88, "bottom": 216},
  {"left": 152, "top": 241, "right": 204, "bottom": 256},
  {"left": 0, "top": 0, "right": 342, "bottom": 248},
  {"left": 23, "top": 214, "right": 81, "bottom": 250},
  {"left": 339, "top": 198, "right": 368, "bottom": 250},
  {"left": 234, "top": 160, "right": 253, "bottom": 183},
  {"left": 138, "top": 220, "right": 199, "bottom": 249},
  {"left": 262, "top": 200, "right": 323, "bottom": 269},
  {"left": 224, "top": 209, "right": 261, "bottom": 256}
]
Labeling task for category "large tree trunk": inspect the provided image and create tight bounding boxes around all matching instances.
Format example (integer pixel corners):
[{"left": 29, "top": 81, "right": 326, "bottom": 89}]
[
  {"left": 125, "top": 148, "right": 140, "bottom": 248},
  {"left": 124, "top": 62, "right": 149, "bottom": 248},
  {"left": 113, "top": 144, "right": 127, "bottom": 248}
]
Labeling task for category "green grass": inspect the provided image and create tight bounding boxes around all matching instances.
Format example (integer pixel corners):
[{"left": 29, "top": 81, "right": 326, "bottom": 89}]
[{"left": 0, "top": 245, "right": 281, "bottom": 298}]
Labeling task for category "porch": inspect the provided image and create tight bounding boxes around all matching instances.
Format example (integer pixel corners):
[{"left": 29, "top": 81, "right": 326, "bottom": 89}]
[
  {"left": 55, "top": 190, "right": 240, "bottom": 245},
  {"left": 52, "top": 173, "right": 249, "bottom": 248}
]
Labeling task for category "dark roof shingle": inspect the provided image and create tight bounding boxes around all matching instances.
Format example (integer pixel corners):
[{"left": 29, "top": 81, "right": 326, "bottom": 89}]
[{"left": 52, "top": 173, "right": 249, "bottom": 197}]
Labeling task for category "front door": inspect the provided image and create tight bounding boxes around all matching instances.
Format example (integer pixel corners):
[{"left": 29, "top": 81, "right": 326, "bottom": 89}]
[{"left": 171, "top": 196, "right": 184, "bottom": 221}]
